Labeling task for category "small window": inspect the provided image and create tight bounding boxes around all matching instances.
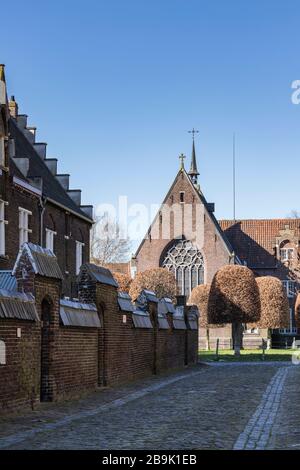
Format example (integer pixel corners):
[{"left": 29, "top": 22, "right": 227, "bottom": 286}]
[
  {"left": 180, "top": 192, "right": 185, "bottom": 203},
  {"left": 282, "top": 280, "right": 295, "bottom": 298},
  {"left": 0, "top": 340, "right": 6, "bottom": 365},
  {"left": 45, "top": 228, "right": 56, "bottom": 253},
  {"left": 19, "top": 207, "right": 32, "bottom": 248},
  {"left": 280, "top": 248, "right": 294, "bottom": 262},
  {"left": 76, "top": 241, "right": 84, "bottom": 275}
]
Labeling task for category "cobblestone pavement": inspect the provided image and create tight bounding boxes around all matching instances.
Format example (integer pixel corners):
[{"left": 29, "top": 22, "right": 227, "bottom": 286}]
[{"left": 0, "top": 363, "right": 298, "bottom": 450}]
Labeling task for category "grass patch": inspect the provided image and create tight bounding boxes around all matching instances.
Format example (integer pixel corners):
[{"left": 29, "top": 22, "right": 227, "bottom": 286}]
[{"left": 198, "top": 349, "right": 294, "bottom": 362}]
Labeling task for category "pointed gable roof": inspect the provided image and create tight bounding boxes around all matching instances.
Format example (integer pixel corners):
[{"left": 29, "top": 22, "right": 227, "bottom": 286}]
[{"left": 135, "top": 168, "right": 234, "bottom": 257}]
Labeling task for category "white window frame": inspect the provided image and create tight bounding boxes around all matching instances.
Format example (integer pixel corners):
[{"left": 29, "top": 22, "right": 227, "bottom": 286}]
[
  {"left": 19, "top": 207, "right": 32, "bottom": 248},
  {"left": 282, "top": 280, "right": 295, "bottom": 298},
  {"left": 0, "top": 200, "right": 8, "bottom": 256},
  {"left": 45, "top": 228, "right": 56, "bottom": 253},
  {"left": 0, "top": 137, "right": 5, "bottom": 167},
  {"left": 75, "top": 241, "right": 84, "bottom": 275},
  {"left": 280, "top": 248, "right": 294, "bottom": 262}
]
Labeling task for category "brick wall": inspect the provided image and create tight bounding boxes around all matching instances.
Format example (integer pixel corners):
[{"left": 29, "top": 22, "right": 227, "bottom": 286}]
[
  {"left": 0, "top": 176, "right": 91, "bottom": 297},
  {"left": 0, "top": 264, "right": 198, "bottom": 414},
  {"left": 0, "top": 319, "right": 40, "bottom": 413}
]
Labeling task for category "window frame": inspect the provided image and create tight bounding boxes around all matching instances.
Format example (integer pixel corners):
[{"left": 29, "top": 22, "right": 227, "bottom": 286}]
[
  {"left": 45, "top": 228, "right": 57, "bottom": 253},
  {"left": 75, "top": 240, "right": 85, "bottom": 275},
  {"left": 18, "top": 207, "right": 32, "bottom": 248}
]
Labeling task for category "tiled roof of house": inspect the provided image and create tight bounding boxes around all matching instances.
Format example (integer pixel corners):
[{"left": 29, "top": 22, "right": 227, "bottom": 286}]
[{"left": 219, "top": 219, "right": 300, "bottom": 268}]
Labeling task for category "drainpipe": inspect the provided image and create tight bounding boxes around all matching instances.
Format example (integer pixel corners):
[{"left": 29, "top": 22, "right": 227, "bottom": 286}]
[{"left": 39, "top": 196, "right": 47, "bottom": 246}]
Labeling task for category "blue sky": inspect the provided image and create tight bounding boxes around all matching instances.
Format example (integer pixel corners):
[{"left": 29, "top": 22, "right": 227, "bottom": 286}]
[{"left": 2, "top": 0, "right": 300, "bottom": 224}]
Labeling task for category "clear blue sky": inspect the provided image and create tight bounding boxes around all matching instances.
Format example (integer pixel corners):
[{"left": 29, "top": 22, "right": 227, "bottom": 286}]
[{"left": 2, "top": 0, "right": 300, "bottom": 223}]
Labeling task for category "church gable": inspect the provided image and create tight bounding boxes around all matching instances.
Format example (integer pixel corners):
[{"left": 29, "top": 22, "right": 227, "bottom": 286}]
[{"left": 135, "top": 152, "right": 235, "bottom": 292}]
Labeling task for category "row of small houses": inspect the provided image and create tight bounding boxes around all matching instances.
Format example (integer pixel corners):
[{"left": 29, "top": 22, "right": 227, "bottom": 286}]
[{"left": 0, "top": 243, "right": 198, "bottom": 414}]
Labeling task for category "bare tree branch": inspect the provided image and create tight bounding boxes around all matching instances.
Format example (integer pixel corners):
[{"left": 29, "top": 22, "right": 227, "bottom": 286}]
[{"left": 90, "top": 215, "right": 132, "bottom": 265}]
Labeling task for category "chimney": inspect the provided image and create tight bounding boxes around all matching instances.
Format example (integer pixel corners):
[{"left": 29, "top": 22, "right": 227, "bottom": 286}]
[{"left": 9, "top": 96, "right": 18, "bottom": 118}]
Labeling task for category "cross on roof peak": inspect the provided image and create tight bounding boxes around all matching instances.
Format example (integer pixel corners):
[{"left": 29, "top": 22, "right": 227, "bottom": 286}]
[
  {"left": 179, "top": 153, "right": 186, "bottom": 170},
  {"left": 188, "top": 128, "right": 199, "bottom": 141}
]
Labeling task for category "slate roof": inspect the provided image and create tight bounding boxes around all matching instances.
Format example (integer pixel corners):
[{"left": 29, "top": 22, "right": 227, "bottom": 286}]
[
  {"left": 13, "top": 243, "right": 64, "bottom": 280},
  {"left": 0, "top": 271, "right": 17, "bottom": 292},
  {"left": 219, "top": 219, "right": 300, "bottom": 269},
  {"left": 9, "top": 118, "right": 93, "bottom": 222}
]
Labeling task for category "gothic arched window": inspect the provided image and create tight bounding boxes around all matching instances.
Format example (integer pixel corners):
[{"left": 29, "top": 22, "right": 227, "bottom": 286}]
[{"left": 162, "top": 240, "right": 204, "bottom": 296}]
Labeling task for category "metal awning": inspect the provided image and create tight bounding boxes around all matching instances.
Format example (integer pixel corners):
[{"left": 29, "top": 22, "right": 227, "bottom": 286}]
[
  {"left": 60, "top": 299, "right": 100, "bottom": 328},
  {"left": 0, "top": 289, "right": 39, "bottom": 321},
  {"left": 173, "top": 306, "right": 187, "bottom": 330},
  {"left": 118, "top": 292, "right": 134, "bottom": 312},
  {"left": 158, "top": 313, "right": 170, "bottom": 329},
  {"left": 132, "top": 309, "right": 153, "bottom": 329}
]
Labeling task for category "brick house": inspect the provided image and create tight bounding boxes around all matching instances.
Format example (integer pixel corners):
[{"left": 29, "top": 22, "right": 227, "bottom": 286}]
[
  {"left": 220, "top": 219, "right": 300, "bottom": 344},
  {"left": 134, "top": 137, "right": 299, "bottom": 347},
  {"left": 0, "top": 65, "right": 93, "bottom": 296}
]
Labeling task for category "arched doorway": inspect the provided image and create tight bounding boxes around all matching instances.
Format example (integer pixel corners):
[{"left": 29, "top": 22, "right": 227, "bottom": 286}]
[
  {"left": 40, "top": 297, "right": 52, "bottom": 401},
  {"left": 161, "top": 239, "right": 204, "bottom": 296}
]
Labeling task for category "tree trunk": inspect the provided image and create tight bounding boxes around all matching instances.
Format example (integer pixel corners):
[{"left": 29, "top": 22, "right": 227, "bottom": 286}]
[
  {"left": 206, "top": 328, "right": 210, "bottom": 351},
  {"left": 232, "top": 321, "right": 243, "bottom": 357}
]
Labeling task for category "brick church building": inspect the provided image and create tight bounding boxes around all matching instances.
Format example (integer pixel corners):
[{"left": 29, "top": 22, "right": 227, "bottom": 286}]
[
  {"left": 0, "top": 65, "right": 93, "bottom": 296},
  {"left": 133, "top": 133, "right": 300, "bottom": 346}
]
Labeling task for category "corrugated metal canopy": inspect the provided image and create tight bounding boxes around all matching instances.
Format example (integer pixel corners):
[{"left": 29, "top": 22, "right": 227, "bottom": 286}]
[
  {"left": 0, "top": 289, "right": 39, "bottom": 321},
  {"left": 143, "top": 290, "right": 158, "bottom": 303},
  {"left": 158, "top": 314, "right": 170, "bottom": 329},
  {"left": 60, "top": 299, "right": 100, "bottom": 328},
  {"left": 188, "top": 320, "right": 198, "bottom": 330},
  {"left": 173, "top": 306, "right": 187, "bottom": 329},
  {"left": 132, "top": 310, "right": 153, "bottom": 329},
  {"left": 158, "top": 298, "right": 175, "bottom": 315},
  {"left": 82, "top": 263, "right": 118, "bottom": 287},
  {"left": 173, "top": 318, "right": 187, "bottom": 330},
  {"left": 0, "top": 271, "right": 17, "bottom": 292},
  {"left": 13, "top": 243, "right": 63, "bottom": 280},
  {"left": 118, "top": 292, "right": 134, "bottom": 312}
]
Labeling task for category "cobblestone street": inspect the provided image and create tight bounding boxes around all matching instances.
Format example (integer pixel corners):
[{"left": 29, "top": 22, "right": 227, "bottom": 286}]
[{"left": 0, "top": 362, "right": 299, "bottom": 450}]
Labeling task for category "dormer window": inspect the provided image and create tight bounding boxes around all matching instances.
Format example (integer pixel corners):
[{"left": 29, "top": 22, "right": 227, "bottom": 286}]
[{"left": 280, "top": 248, "right": 294, "bottom": 262}]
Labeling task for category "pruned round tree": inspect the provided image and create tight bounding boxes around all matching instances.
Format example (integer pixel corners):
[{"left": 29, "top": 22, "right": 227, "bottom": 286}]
[
  {"left": 113, "top": 272, "right": 132, "bottom": 293},
  {"left": 254, "top": 276, "right": 289, "bottom": 329},
  {"left": 188, "top": 284, "right": 223, "bottom": 351},
  {"left": 208, "top": 265, "right": 261, "bottom": 355},
  {"left": 129, "top": 268, "right": 177, "bottom": 301},
  {"left": 189, "top": 284, "right": 225, "bottom": 329}
]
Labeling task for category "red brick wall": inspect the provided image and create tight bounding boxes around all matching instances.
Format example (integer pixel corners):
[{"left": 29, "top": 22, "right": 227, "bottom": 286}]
[{"left": 0, "top": 319, "right": 40, "bottom": 413}]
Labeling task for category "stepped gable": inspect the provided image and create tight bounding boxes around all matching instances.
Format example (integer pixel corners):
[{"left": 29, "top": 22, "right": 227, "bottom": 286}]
[{"left": 8, "top": 115, "right": 93, "bottom": 222}]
